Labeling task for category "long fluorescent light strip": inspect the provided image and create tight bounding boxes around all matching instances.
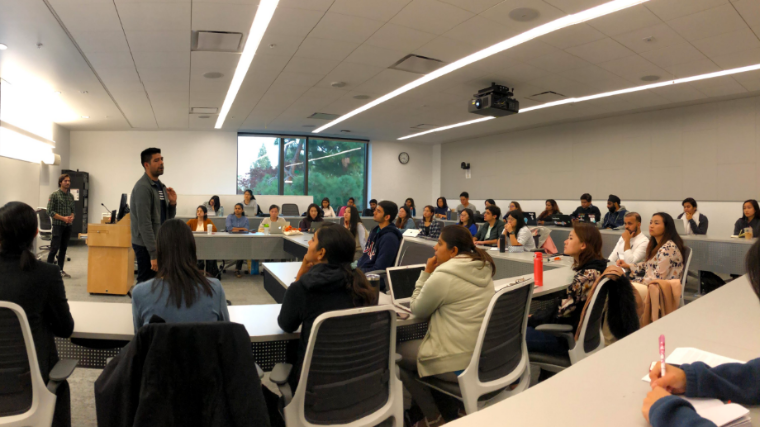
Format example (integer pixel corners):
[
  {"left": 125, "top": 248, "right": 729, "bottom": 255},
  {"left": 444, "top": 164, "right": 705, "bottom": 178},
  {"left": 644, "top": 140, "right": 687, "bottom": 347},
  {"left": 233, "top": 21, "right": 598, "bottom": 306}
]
[
  {"left": 215, "top": 0, "right": 279, "bottom": 129},
  {"left": 313, "top": 0, "right": 648, "bottom": 134},
  {"left": 398, "top": 62, "right": 760, "bottom": 140}
]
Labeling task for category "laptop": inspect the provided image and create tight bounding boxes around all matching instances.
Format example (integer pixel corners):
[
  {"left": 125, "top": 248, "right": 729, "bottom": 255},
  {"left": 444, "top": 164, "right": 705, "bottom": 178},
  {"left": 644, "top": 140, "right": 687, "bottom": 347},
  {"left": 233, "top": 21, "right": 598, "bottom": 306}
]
[
  {"left": 267, "top": 222, "right": 289, "bottom": 235},
  {"left": 403, "top": 229, "right": 421, "bottom": 237},
  {"left": 674, "top": 220, "right": 686, "bottom": 235},
  {"left": 524, "top": 212, "right": 537, "bottom": 226},
  {"left": 386, "top": 264, "right": 425, "bottom": 313},
  {"left": 447, "top": 211, "right": 458, "bottom": 221},
  {"left": 548, "top": 214, "right": 573, "bottom": 227},
  {"left": 307, "top": 221, "right": 328, "bottom": 234}
]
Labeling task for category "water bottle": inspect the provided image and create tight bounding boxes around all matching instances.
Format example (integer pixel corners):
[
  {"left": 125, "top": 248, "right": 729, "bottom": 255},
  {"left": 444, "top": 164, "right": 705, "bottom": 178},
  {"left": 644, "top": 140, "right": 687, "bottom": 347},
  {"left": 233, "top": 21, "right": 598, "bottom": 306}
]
[
  {"left": 534, "top": 252, "right": 543, "bottom": 287},
  {"left": 264, "top": 223, "right": 270, "bottom": 235},
  {"left": 499, "top": 234, "right": 506, "bottom": 253}
]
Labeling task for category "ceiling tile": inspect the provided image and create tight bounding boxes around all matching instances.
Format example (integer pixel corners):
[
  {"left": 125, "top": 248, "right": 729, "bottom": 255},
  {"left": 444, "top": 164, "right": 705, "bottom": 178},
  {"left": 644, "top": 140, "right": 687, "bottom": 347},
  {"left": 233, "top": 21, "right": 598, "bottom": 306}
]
[
  {"left": 524, "top": 50, "right": 592, "bottom": 72},
  {"left": 651, "top": 84, "right": 708, "bottom": 103},
  {"left": 314, "top": 62, "right": 385, "bottom": 89},
  {"left": 477, "top": 61, "right": 552, "bottom": 84},
  {"left": 565, "top": 38, "right": 636, "bottom": 64},
  {"left": 611, "top": 23, "right": 688, "bottom": 54},
  {"left": 710, "top": 47, "right": 760, "bottom": 69},
  {"left": 640, "top": 42, "right": 709, "bottom": 69},
  {"left": 414, "top": 37, "right": 476, "bottom": 63},
  {"left": 732, "top": 0, "right": 760, "bottom": 27},
  {"left": 437, "top": 0, "right": 502, "bottom": 14},
  {"left": 97, "top": 67, "right": 141, "bottom": 87},
  {"left": 563, "top": 65, "right": 632, "bottom": 91},
  {"left": 190, "top": 91, "right": 226, "bottom": 107},
  {"left": 692, "top": 28, "right": 760, "bottom": 58},
  {"left": 271, "top": 71, "right": 325, "bottom": 88},
  {"left": 71, "top": 31, "right": 131, "bottom": 53},
  {"left": 308, "top": 12, "right": 385, "bottom": 43},
  {"left": 259, "top": 33, "right": 307, "bottom": 58},
  {"left": 86, "top": 52, "right": 135, "bottom": 69},
  {"left": 690, "top": 78, "right": 748, "bottom": 97},
  {"left": 364, "top": 23, "right": 437, "bottom": 51},
  {"left": 191, "top": 51, "right": 240, "bottom": 72},
  {"left": 354, "top": 69, "right": 419, "bottom": 93},
  {"left": 666, "top": 4, "right": 747, "bottom": 41},
  {"left": 525, "top": 74, "right": 598, "bottom": 97},
  {"left": 139, "top": 67, "right": 190, "bottom": 83},
  {"left": 598, "top": 55, "right": 673, "bottom": 84},
  {"left": 191, "top": 2, "right": 256, "bottom": 33},
  {"left": 292, "top": 87, "right": 350, "bottom": 109},
  {"left": 539, "top": 24, "right": 607, "bottom": 50},
  {"left": 732, "top": 68, "right": 760, "bottom": 91},
  {"left": 116, "top": 2, "right": 190, "bottom": 31},
  {"left": 645, "top": 0, "right": 728, "bottom": 21},
  {"left": 125, "top": 31, "right": 190, "bottom": 52},
  {"left": 587, "top": 5, "right": 662, "bottom": 37},
  {"left": 664, "top": 59, "right": 722, "bottom": 78},
  {"left": 342, "top": 44, "right": 408, "bottom": 68},
  {"left": 390, "top": 0, "right": 474, "bottom": 35},
  {"left": 267, "top": 7, "right": 325, "bottom": 37},
  {"left": 133, "top": 51, "right": 190, "bottom": 69},
  {"left": 144, "top": 79, "right": 189, "bottom": 92},
  {"left": 281, "top": 57, "right": 340, "bottom": 76},
  {"left": 277, "top": 0, "right": 333, "bottom": 11},
  {"left": 329, "top": 0, "right": 411, "bottom": 21},
  {"left": 498, "top": 40, "right": 562, "bottom": 62},
  {"left": 443, "top": 15, "right": 513, "bottom": 49},
  {"left": 294, "top": 37, "right": 360, "bottom": 61},
  {"left": 48, "top": 1, "right": 121, "bottom": 32},
  {"left": 479, "top": 0, "right": 567, "bottom": 32},
  {"left": 542, "top": 0, "right": 609, "bottom": 14}
]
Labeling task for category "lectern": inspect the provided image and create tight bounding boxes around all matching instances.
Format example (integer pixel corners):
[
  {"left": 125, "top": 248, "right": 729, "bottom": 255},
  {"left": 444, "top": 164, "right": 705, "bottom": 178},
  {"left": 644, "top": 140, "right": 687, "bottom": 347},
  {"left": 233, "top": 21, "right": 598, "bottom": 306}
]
[{"left": 87, "top": 214, "right": 134, "bottom": 295}]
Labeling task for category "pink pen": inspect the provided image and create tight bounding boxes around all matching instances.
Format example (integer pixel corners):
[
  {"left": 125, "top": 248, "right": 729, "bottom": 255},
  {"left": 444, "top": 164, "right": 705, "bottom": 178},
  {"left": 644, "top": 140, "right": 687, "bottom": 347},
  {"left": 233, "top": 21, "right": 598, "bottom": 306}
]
[{"left": 659, "top": 335, "right": 666, "bottom": 378}]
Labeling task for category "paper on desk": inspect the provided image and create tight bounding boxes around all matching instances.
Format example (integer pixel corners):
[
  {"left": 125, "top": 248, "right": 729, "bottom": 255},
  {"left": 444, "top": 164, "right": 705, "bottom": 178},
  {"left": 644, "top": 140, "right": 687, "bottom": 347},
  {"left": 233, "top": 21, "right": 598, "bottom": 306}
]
[
  {"left": 642, "top": 347, "right": 744, "bottom": 381},
  {"left": 681, "top": 398, "right": 751, "bottom": 427}
]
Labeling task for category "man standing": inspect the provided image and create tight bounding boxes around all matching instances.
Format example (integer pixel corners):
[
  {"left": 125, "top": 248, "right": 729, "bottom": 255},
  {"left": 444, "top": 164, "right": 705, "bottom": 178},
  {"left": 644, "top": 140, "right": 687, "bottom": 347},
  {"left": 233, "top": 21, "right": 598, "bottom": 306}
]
[
  {"left": 474, "top": 205, "right": 504, "bottom": 246},
  {"left": 602, "top": 194, "right": 627, "bottom": 229},
  {"left": 131, "top": 148, "right": 177, "bottom": 283},
  {"left": 570, "top": 193, "right": 602, "bottom": 223},
  {"left": 608, "top": 212, "right": 648, "bottom": 265},
  {"left": 46, "top": 174, "right": 75, "bottom": 278}
]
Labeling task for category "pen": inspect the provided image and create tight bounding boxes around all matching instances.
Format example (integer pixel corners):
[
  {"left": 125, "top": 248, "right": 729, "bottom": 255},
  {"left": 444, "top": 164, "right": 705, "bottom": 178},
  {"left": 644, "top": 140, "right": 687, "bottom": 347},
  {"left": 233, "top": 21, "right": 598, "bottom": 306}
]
[{"left": 659, "top": 335, "right": 666, "bottom": 378}]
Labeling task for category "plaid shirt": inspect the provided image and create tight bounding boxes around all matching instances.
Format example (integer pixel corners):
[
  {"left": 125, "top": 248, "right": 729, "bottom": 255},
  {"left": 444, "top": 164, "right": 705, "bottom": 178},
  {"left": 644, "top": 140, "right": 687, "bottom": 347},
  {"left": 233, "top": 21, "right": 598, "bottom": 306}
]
[{"left": 47, "top": 189, "right": 75, "bottom": 227}]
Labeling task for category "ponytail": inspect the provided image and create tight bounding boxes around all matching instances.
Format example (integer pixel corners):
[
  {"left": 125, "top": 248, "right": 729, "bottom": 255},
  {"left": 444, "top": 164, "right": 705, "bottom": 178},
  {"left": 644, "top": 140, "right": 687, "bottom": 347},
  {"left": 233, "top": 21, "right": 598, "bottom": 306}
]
[
  {"left": 342, "top": 265, "right": 378, "bottom": 306},
  {"left": 0, "top": 202, "right": 40, "bottom": 272},
  {"left": 314, "top": 223, "right": 378, "bottom": 306}
]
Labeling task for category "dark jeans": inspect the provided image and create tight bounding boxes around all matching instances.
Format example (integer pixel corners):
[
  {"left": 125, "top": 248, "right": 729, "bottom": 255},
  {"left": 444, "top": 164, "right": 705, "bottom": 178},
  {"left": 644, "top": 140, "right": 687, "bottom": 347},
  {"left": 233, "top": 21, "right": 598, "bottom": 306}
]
[
  {"left": 53, "top": 380, "right": 71, "bottom": 427},
  {"left": 526, "top": 326, "right": 569, "bottom": 356},
  {"left": 132, "top": 244, "right": 156, "bottom": 284},
  {"left": 235, "top": 260, "right": 245, "bottom": 271},
  {"left": 47, "top": 225, "right": 72, "bottom": 270}
]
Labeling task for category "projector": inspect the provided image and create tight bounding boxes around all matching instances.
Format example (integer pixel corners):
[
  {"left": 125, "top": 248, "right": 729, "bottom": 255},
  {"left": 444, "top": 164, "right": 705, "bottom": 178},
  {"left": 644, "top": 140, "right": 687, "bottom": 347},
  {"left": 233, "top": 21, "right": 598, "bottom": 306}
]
[{"left": 468, "top": 83, "right": 519, "bottom": 117}]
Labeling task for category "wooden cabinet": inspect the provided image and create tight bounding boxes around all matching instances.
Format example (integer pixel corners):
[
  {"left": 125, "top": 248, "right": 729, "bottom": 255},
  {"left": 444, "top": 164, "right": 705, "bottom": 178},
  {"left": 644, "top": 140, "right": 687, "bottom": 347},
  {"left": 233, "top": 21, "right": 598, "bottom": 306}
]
[{"left": 87, "top": 214, "right": 133, "bottom": 295}]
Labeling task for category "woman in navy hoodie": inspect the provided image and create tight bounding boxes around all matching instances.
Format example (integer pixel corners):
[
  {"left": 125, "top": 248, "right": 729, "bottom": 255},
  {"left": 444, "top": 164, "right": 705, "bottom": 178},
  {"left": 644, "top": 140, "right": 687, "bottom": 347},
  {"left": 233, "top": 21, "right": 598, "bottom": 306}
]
[{"left": 642, "top": 238, "right": 760, "bottom": 426}]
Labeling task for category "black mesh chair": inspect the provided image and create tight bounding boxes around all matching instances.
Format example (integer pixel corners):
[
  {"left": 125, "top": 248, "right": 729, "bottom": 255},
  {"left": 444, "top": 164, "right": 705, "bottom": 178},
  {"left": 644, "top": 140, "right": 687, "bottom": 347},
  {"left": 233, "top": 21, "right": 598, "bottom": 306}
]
[
  {"left": 270, "top": 306, "right": 403, "bottom": 427},
  {"left": 529, "top": 278, "right": 610, "bottom": 373},
  {"left": 0, "top": 302, "right": 77, "bottom": 425},
  {"left": 416, "top": 280, "right": 534, "bottom": 414},
  {"left": 281, "top": 204, "right": 300, "bottom": 217},
  {"left": 35, "top": 208, "right": 53, "bottom": 261}
]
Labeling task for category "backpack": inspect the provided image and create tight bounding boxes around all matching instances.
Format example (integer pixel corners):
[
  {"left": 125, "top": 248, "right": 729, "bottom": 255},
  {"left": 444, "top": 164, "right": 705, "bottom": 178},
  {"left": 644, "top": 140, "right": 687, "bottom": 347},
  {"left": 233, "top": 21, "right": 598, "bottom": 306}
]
[{"left": 700, "top": 271, "right": 726, "bottom": 295}]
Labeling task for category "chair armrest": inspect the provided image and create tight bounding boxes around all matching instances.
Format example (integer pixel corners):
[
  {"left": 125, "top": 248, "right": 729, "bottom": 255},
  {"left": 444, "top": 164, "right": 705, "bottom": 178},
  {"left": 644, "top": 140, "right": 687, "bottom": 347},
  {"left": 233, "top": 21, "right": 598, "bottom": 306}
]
[
  {"left": 47, "top": 359, "right": 78, "bottom": 393},
  {"left": 535, "top": 324, "right": 575, "bottom": 348},
  {"left": 269, "top": 363, "right": 292, "bottom": 385},
  {"left": 255, "top": 363, "right": 264, "bottom": 380}
]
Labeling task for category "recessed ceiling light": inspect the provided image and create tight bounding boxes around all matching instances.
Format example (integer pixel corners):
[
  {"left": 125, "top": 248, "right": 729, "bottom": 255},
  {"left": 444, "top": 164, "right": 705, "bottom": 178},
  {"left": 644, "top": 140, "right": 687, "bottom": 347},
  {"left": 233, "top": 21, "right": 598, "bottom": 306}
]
[
  {"left": 198, "top": 115, "right": 210, "bottom": 119},
  {"left": 313, "top": 0, "right": 650, "bottom": 134},
  {"left": 340, "top": 130, "right": 351, "bottom": 133},
  {"left": 641, "top": 75, "right": 660, "bottom": 82},
  {"left": 81, "top": 116, "right": 90, "bottom": 119},
  {"left": 80, "top": 90, "right": 88, "bottom": 94},
  {"left": 0, "top": 44, "right": 7, "bottom": 50},
  {"left": 353, "top": 95, "right": 371, "bottom": 100},
  {"left": 331, "top": 82, "right": 346, "bottom": 88},
  {"left": 203, "top": 72, "right": 224, "bottom": 79},
  {"left": 509, "top": 8, "right": 540, "bottom": 22},
  {"left": 54, "top": 91, "right": 61, "bottom": 95}
]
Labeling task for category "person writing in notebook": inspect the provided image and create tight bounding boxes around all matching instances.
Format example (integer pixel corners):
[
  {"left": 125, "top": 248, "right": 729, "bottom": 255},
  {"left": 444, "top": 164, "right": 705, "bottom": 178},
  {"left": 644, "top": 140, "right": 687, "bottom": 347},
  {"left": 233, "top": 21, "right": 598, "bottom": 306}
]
[{"left": 642, "top": 238, "right": 760, "bottom": 426}]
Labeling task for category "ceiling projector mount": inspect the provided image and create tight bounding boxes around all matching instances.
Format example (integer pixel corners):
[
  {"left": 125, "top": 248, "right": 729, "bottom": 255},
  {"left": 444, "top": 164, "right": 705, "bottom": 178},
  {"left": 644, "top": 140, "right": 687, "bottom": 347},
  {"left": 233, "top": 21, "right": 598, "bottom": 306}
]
[{"left": 469, "top": 82, "right": 519, "bottom": 117}]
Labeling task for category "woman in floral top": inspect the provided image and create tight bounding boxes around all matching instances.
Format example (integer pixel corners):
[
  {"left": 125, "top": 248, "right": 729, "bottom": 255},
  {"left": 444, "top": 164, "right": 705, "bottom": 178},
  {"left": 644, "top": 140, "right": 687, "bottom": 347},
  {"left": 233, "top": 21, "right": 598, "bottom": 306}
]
[
  {"left": 526, "top": 223, "right": 607, "bottom": 355},
  {"left": 617, "top": 212, "right": 684, "bottom": 284}
]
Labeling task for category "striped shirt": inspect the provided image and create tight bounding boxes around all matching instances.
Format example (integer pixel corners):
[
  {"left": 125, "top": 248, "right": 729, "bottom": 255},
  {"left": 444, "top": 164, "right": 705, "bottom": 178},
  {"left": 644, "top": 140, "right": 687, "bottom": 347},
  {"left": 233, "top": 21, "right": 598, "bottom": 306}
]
[{"left": 47, "top": 189, "right": 75, "bottom": 227}]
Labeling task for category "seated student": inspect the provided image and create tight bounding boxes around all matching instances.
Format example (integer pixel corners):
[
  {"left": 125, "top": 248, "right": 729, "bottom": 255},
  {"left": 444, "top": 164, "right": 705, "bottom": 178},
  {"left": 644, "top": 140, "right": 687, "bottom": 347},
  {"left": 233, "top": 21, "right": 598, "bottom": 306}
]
[
  {"left": 357, "top": 201, "right": 403, "bottom": 274},
  {"left": 298, "top": 203, "right": 323, "bottom": 232},
  {"left": 258, "top": 204, "right": 288, "bottom": 232},
  {"left": 608, "top": 212, "right": 649, "bottom": 265},
  {"left": 455, "top": 192, "right": 478, "bottom": 215},
  {"left": 617, "top": 213, "right": 684, "bottom": 284},
  {"left": 485, "top": 198, "right": 496, "bottom": 208},
  {"left": 642, "top": 238, "right": 760, "bottom": 427},
  {"left": 362, "top": 199, "right": 377, "bottom": 217},
  {"left": 526, "top": 223, "right": 606, "bottom": 355},
  {"left": 405, "top": 198, "right": 417, "bottom": 217},
  {"left": 338, "top": 197, "right": 355, "bottom": 217},
  {"left": 227, "top": 204, "right": 251, "bottom": 278},
  {"left": 187, "top": 205, "right": 217, "bottom": 232},
  {"left": 570, "top": 193, "right": 602, "bottom": 223},
  {"left": 418, "top": 205, "right": 442, "bottom": 239},
  {"left": 132, "top": 219, "right": 230, "bottom": 332},
  {"left": 501, "top": 210, "right": 536, "bottom": 252},
  {"left": 457, "top": 208, "right": 478, "bottom": 236},
  {"left": 397, "top": 225, "right": 495, "bottom": 427},
  {"left": 733, "top": 199, "right": 760, "bottom": 237},
  {"left": 241, "top": 189, "right": 259, "bottom": 216},
  {"left": 321, "top": 197, "right": 336, "bottom": 218},
  {"left": 343, "top": 205, "right": 368, "bottom": 259},
  {"left": 474, "top": 205, "right": 504, "bottom": 246},
  {"left": 502, "top": 201, "right": 522, "bottom": 220},
  {"left": 396, "top": 205, "right": 417, "bottom": 231},
  {"left": 676, "top": 197, "right": 708, "bottom": 235},
  {"left": 537, "top": 199, "right": 562, "bottom": 224},
  {"left": 278, "top": 224, "right": 378, "bottom": 390},
  {"left": 0, "top": 202, "right": 75, "bottom": 427},
  {"left": 602, "top": 194, "right": 627, "bottom": 229},
  {"left": 206, "top": 195, "right": 224, "bottom": 217},
  {"left": 434, "top": 197, "right": 449, "bottom": 219}
]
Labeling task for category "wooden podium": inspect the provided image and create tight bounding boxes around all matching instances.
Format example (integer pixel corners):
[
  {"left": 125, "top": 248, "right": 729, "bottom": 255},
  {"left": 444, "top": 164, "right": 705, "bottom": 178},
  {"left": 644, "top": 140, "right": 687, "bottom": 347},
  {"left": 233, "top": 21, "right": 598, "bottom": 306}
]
[{"left": 87, "top": 214, "right": 134, "bottom": 295}]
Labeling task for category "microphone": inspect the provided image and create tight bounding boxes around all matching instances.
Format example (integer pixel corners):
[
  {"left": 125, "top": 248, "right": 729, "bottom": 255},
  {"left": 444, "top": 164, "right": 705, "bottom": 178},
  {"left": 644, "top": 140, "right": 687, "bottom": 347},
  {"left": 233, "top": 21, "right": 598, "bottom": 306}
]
[{"left": 101, "top": 203, "right": 112, "bottom": 213}]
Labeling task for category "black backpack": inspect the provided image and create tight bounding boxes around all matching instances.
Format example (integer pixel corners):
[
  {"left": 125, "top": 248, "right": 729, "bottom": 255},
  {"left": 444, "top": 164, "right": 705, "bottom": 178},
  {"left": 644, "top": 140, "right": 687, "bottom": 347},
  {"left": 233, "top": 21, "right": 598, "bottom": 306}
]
[{"left": 700, "top": 271, "right": 726, "bottom": 294}]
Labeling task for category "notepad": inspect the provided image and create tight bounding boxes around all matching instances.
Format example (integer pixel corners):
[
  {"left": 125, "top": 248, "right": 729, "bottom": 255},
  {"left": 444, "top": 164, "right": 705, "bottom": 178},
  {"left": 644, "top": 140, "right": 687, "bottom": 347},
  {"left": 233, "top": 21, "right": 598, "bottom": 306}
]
[{"left": 642, "top": 348, "right": 744, "bottom": 382}]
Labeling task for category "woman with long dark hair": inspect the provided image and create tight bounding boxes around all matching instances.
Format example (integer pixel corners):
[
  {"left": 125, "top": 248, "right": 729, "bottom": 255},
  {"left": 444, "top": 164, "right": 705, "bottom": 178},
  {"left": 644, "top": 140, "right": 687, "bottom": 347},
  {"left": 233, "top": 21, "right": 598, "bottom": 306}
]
[
  {"left": 617, "top": 213, "right": 684, "bottom": 284},
  {"left": 733, "top": 199, "right": 760, "bottom": 237},
  {"left": 321, "top": 197, "right": 335, "bottom": 218},
  {"left": 298, "top": 203, "right": 324, "bottom": 231},
  {"left": 0, "top": 202, "right": 74, "bottom": 427},
  {"left": 458, "top": 208, "right": 478, "bottom": 236},
  {"left": 131, "top": 219, "right": 229, "bottom": 332},
  {"left": 187, "top": 205, "right": 217, "bottom": 232},
  {"left": 538, "top": 199, "right": 562, "bottom": 224},
  {"left": 396, "top": 205, "right": 416, "bottom": 231},
  {"left": 501, "top": 209, "right": 536, "bottom": 251},
  {"left": 502, "top": 200, "right": 522, "bottom": 220},
  {"left": 342, "top": 205, "right": 367, "bottom": 258},
  {"left": 398, "top": 225, "right": 495, "bottom": 427},
  {"left": 242, "top": 189, "right": 259, "bottom": 216},
  {"left": 418, "top": 205, "right": 442, "bottom": 239},
  {"left": 278, "top": 223, "right": 378, "bottom": 390},
  {"left": 207, "top": 195, "right": 223, "bottom": 217},
  {"left": 434, "top": 197, "right": 448, "bottom": 219},
  {"left": 405, "top": 198, "right": 416, "bottom": 217}
]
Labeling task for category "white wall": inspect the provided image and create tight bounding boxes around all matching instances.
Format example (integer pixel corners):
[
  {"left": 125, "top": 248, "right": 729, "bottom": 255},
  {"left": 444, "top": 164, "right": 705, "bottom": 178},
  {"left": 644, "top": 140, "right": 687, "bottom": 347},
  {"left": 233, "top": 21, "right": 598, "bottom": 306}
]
[
  {"left": 38, "top": 123, "right": 71, "bottom": 207},
  {"left": 369, "top": 141, "right": 434, "bottom": 217}
]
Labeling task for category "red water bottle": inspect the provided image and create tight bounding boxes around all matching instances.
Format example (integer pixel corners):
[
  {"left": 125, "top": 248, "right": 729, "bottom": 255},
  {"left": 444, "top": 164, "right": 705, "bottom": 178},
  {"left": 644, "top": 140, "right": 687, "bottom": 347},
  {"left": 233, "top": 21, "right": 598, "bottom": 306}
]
[{"left": 534, "top": 252, "right": 543, "bottom": 287}]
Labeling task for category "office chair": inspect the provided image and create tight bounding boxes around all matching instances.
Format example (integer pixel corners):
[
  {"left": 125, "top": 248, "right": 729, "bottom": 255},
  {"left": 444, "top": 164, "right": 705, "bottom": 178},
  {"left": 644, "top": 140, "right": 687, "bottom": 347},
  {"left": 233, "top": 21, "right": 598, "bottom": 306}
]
[
  {"left": 416, "top": 280, "right": 534, "bottom": 414},
  {"left": 395, "top": 237, "right": 435, "bottom": 266},
  {"left": 0, "top": 301, "right": 78, "bottom": 427},
  {"left": 281, "top": 203, "right": 300, "bottom": 217},
  {"left": 36, "top": 208, "right": 53, "bottom": 261},
  {"left": 680, "top": 246, "right": 692, "bottom": 307},
  {"left": 270, "top": 306, "right": 403, "bottom": 427},
  {"left": 529, "top": 277, "right": 611, "bottom": 375}
]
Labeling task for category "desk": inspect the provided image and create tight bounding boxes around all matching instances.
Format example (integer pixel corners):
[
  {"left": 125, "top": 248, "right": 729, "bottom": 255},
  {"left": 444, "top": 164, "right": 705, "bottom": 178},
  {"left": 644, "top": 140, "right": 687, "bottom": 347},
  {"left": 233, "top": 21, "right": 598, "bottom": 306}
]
[
  {"left": 176, "top": 216, "right": 343, "bottom": 232},
  {"left": 194, "top": 232, "right": 291, "bottom": 260},
  {"left": 445, "top": 276, "right": 760, "bottom": 427}
]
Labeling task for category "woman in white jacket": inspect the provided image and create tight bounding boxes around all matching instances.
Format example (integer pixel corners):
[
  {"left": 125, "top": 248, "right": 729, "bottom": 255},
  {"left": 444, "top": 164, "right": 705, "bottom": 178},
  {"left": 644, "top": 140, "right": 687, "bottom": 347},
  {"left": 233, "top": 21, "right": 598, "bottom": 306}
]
[
  {"left": 320, "top": 197, "right": 336, "bottom": 218},
  {"left": 398, "top": 225, "right": 495, "bottom": 427}
]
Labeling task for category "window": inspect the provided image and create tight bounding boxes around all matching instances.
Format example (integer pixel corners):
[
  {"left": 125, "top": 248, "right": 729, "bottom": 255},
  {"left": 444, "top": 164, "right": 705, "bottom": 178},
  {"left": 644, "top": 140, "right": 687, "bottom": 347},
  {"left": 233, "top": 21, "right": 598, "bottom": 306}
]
[{"left": 237, "top": 135, "right": 368, "bottom": 207}]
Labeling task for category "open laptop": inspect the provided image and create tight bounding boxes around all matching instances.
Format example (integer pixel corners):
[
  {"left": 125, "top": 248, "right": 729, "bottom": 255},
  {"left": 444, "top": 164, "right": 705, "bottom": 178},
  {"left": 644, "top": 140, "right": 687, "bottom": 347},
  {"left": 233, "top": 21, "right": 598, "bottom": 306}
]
[
  {"left": 674, "top": 220, "right": 686, "bottom": 235},
  {"left": 267, "top": 221, "right": 290, "bottom": 235},
  {"left": 403, "top": 229, "right": 421, "bottom": 237},
  {"left": 524, "top": 211, "right": 537, "bottom": 226},
  {"left": 548, "top": 214, "right": 573, "bottom": 227},
  {"left": 386, "top": 264, "right": 425, "bottom": 313}
]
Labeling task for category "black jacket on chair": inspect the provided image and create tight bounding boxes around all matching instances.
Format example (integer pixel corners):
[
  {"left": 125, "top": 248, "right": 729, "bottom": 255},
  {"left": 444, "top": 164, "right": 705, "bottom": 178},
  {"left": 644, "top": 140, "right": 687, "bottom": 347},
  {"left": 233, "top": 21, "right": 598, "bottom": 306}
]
[{"left": 94, "top": 321, "right": 270, "bottom": 427}]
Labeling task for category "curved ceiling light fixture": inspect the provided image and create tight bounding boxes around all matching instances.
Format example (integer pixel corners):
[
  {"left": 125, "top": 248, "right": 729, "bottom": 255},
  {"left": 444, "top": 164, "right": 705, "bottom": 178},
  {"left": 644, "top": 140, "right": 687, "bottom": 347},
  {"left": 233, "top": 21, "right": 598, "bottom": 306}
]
[
  {"left": 398, "top": 62, "right": 760, "bottom": 140},
  {"left": 215, "top": 0, "right": 280, "bottom": 129},
  {"left": 313, "top": 0, "right": 650, "bottom": 134}
]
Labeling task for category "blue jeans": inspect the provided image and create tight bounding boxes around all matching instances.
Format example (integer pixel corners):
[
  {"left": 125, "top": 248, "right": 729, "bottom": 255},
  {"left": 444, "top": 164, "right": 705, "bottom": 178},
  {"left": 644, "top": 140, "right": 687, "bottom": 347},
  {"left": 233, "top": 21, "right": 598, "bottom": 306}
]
[{"left": 526, "top": 326, "right": 569, "bottom": 356}]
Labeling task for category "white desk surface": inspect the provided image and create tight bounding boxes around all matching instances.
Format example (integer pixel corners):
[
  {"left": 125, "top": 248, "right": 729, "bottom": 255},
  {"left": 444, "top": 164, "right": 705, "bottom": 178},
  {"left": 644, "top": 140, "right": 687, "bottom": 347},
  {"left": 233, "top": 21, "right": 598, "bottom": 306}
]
[
  {"left": 263, "top": 262, "right": 303, "bottom": 288},
  {"left": 283, "top": 233, "right": 312, "bottom": 248},
  {"left": 193, "top": 232, "right": 283, "bottom": 239},
  {"left": 446, "top": 276, "right": 760, "bottom": 427},
  {"left": 543, "top": 225, "right": 757, "bottom": 245},
  {"left": 494, "top": 267, "right": 577, "bottom": 298},
  {"left": 404, "top": 236, "right": 576, "bottom": 266}
]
